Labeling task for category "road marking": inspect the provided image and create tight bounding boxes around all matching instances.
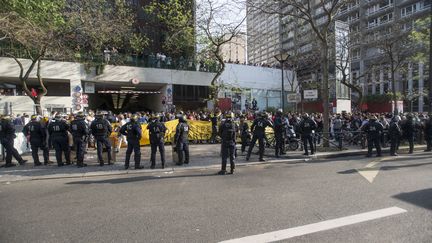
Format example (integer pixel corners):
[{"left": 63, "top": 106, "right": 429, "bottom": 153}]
[
  {"left": 219, "top": 207, "right": 407, "bottom": 243},
  {"left": 357, "top": 158, "right": 390, "bottom": 183}
]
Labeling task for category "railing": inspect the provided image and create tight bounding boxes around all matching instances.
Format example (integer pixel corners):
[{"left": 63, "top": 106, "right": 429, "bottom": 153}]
[{"left": 0, "top": 47, "right": 220, "bottom": 73}]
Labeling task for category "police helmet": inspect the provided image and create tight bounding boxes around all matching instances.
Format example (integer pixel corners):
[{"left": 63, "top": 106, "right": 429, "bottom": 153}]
[
  {"left": 303, "top": 113, "right": 309, "bottom": 119},
  {"left": 131, "top": 114, "right": 139, "bottom": 122},
  {"left": 392, "top": 115, "right": 401, "bottom": 122},
  {"left": 225, "top": 112, "right": 234, "bottom": 119},
  {"left": 31, "top": 114, "right": 38, "bottom": 121},
  {"left": 369, "top": 115, "right": 377, "bottom": 120},
  {"left": 54, "top": 113, "right": 62, "bottom": 120},
  {"left": 76, "top": 111, "right": 85, "bottom": 119}
]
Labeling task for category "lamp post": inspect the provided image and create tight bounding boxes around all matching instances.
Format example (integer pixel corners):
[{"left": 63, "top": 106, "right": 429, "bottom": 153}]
[{"left": 274, "top": 52, "right": 290, "bottom": 111}]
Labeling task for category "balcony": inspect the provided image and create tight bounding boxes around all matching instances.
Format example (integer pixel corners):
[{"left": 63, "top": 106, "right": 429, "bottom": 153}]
[{"left": 365, "top": 4, "right": 394, "bottom": 17}]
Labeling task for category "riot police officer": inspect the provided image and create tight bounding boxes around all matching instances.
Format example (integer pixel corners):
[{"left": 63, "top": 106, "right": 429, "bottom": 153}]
[
  {"left": 246, "top": 112, "right": 273, "bottom": 162},
  {"left": 402, "top": 114, "right": 416, "bottom": 154},
  {"left": 91, "top": 111, "right": 112, "bottom": 166},
  {"left": 0, "top": 115, "right": 27, "bottom": 167},
  {"left": 424, "top": 114, "right": 432, "bottom": 152},
  {"left": 23, "top": 115, "right": 49, "bottom": 166},
  {"left": 209, "top": 110, "right": 220, "bottom": 143},
  {"left": 362, "top": 115, "right": 384, "bottom": 157},
  {"left": 120, "top": 114, "right": 144, "bottom": 170},
  {"left": 174, "top": 114, "right": 190, "bottom": 165},
  {"left": 274, "top": 110, "right": 287, "bottom": 157},
  {"left": 70, "top": 112, "right": 89, "bottom": 167},
  {"left": 218, "top": 112, "right": 237, "bottom": 175},
  {"left": 239, "top": 115, "right": 250, "bottom": 154},
  {"left": 48, "top": 114, "right": 71, "bottom": 166},
  {"left": 298, "top": 113, "right": 317, "bottom": 156},
  {"left": 388, "top": 115, "right": 402, "bottom": 156},
  {"left": 147, "top": 114, "right": 167, "bottom": 169}
]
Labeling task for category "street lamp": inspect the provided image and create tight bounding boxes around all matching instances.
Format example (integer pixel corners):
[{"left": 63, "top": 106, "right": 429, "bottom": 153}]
[{"left": 274, "top": 52, "right": 290, "bottom": 111}]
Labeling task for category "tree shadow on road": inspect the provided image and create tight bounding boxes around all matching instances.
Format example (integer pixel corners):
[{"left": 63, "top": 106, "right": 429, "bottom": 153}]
[
  {"left": 66, "top": 173, "right": 220, "bottom": 185},
  {"left": 393, "top": 188, "right": 432, "bottom": 210}
]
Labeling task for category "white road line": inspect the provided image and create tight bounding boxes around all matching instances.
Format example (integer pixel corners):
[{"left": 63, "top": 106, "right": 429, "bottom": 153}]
[{"left": 219, "top": 207, "right": 407, "bottom": 243}]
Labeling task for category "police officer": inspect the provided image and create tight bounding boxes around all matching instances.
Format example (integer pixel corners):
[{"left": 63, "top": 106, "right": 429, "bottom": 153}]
[
  {"left": 218, "top": 112, "right": 237, "bottom": 175},
  {"left": 402, "top": 114, "right": 416, "bottom": 154},
  {"left": 147, "top": 114, "right": 167, "bottom": 169},
  {"left": 388, "top": 115, "right": 402, "bottom": 156},
  {"left": 174, "top": 114, "right": 190, "bottom": 165},
  {"left": 70, "top": 112, "right": 89, "bottom": 167},
  {"left": 120, "top": 114, "right": 144, "bottom": 170},
  {"left": 239, "top": 115, "right": 250, "bottom": 154},
  {"left": 274, "top": 109, "right": 287, "bottom": 157},
  {"left": 91, "top": 111, "right": 112, "bottom": 166},
  {"left": 48, "top": 114, "right": 71, "bottom": 166},
  {"left": 246, "top": 111, "right": 273, "bottom": 161},
  {"left": 23, "top": 115, "right": 49, "bottom": 166},
  {"left": 298, "top": 113, "right": 317, "bottom": 156},
  {"left": 362, "top": 115, "right": 384, "bottom": 157},
  {"left": 209, "top": 110, "right": 219, "bottom": 143},
  {"left": 0, "top": 115, "right": 27, "bottom": 167},
  {"left": 424, "top": 114, "right": 432, "bottom": 152}
]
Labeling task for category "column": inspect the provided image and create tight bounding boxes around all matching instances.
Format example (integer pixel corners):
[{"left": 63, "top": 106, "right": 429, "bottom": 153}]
[
  {"left": 371, "top": 72, "right": 376, "bottom": 95},
  {"left": 379, "top": 69, "right": 384, "bottom": 94},
  {"left": 419, "top": 62, "right": 424, "bottom": 112}
]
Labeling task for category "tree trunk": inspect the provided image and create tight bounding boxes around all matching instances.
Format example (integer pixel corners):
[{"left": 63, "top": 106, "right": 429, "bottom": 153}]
[
  {"left": 209, "top": 49, "right": 226, "bottom": 109},
  {"left": 391, "top": 63, "right": 398, "bottom": 115},
  {"left": 34, "top": 97, "right": 43, "bottom": 115},
  {"left": 321, "top": 42, "right": 330, "bottom": 147}
]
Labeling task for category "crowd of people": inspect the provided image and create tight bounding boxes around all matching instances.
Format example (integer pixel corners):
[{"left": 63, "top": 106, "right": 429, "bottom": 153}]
[{"left": 1, "top": 109, "right": 432, "bottom": 175}]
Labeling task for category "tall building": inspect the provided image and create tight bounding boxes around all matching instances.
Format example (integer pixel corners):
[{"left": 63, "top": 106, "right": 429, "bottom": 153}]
[
  {"left": 247, "top": 0, "right": 431, "bottom": 111},
  {"left": 220, "top": 34, "right": 247, "bottom": 64}
]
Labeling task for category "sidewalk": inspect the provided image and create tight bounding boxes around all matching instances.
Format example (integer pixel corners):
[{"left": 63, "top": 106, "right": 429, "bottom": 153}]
[{"left": 0, "top": 144, "right": 426, "bottom": 183}]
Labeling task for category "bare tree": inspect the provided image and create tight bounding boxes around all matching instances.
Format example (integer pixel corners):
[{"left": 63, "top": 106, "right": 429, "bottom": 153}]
[
  {"left": 248, "top": 0, "right": 356, "bottom": 147},
  {"left": 196, "top": 0, "right": 246, "bottom": 104}
]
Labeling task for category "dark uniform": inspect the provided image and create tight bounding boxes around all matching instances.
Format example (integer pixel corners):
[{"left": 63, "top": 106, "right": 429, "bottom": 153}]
[
  {"left": 423, "top": 116, "right": 432, "bottom": 152},
  {"left": 362, "top": 117, "right": 384, "bottom": 157},
  {"left": 299, "top": 115, "right": 317, "bottom": 155},
  {"left": 246, "top": 113, "right": 273, "bottom": 161},
  {"left": 120, "top": 118, "right": 143, "bottom": 169},
  {"left": 48, "top": 117, "right": 71, "bottom": 166},
  {"left": 174, "top": 116, "right": 190, "bottom": 165},
  {"left": 91, "top": 116, "right": 112, "bottom": 165},
  {"left": 0, "top": 116, "right": 26, "bottom": 167},
  {"left": 23, "top": 118, "right": 49, "bottom": 165},
  {"left": 274, "top": 112, "right": 287, "bottom": 157},
  {"left": 239, "top": 118, "right": 250, "bottom": 153},
  {"left": 70, "top": 115, "right": 89, "bottom": 167},
  {"left": 218, "top": 115, "right": 237, "bottom": 174},
  {"left": 147, "top": 117, "right": 167, "bottom": 169},
  {"left": 210, "top": 113, "right": 219, "bottom": 143},
  {"left": 401, "top": 116, "right": 416, "bottom": 154},
  {"left": 388, "top": 117, "right": 402, "bottom": 156}
]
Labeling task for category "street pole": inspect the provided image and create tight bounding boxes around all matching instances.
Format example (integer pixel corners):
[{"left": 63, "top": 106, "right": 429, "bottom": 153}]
[
  {"left": 429, "top": 8, "right": 432, "bottom": 112},
  {"left": 281, "top": 62, "right": 285, "bottom": 112}
]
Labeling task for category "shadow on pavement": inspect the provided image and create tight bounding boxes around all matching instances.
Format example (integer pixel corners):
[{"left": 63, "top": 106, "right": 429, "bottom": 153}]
[
  {"left": 66, "top": 173, "right": 218, "bottom": 185},
  {"left": 393, "top": 188, "right": 432, "bottom": 210}
]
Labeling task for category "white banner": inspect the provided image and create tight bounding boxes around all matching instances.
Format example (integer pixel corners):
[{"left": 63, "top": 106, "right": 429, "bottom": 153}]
[{"left": 303, "top": 90, "right": 318, "bottom": 99}]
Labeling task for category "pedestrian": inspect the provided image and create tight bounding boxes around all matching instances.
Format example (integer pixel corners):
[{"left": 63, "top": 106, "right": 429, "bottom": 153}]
[
  {"left": 239, "top": 115, "right": 250, "bottom": 154},
  {"left": 174, "top": 113, "right": 190, "bottom": 165},
  {"left": 0, "top": 115, "right": 27, "bottom": 167},
  {"left": 362, "top": 115, "right": 384, "bottom": 157},
  {"left": 424, "top": 114, "right": 432, "bottom": 152},
  {"left": 22, "top": 115, "right": 49, "bottom": 166},
  {"left": 48, "top": 114, "right": 71, "bottom": 166},
  {"left": 120, "top": 114, "right": 144, "bottom": 170},
  {"left": 274, "top": 109, "right": 287, "bottom": 157},
  {"left": 209, "top": 110, "right": 219, "bottom": 143},
  {"left": 299, "top": 113, "right": 317, "bottom": 156},
  {"left": 70, "top": 112, "right": 89, "bottom": 167},
  {"left": 388, "top": 115, "right": 402, "bottom": 156},
  {"left": 147, "top": 114, "right": 167, "bottom": 169},
  {"left": 246, "top": 111, "right": 273, "bottom": 162},
  {"left": 401, "top": 114, "right": 416, "bottom": 154},
  {"left": 218, "top": 112, "right": 237, "bottom": 175},
  {"left": 90, "top": 111, "right": 113, "bottom": 166}
]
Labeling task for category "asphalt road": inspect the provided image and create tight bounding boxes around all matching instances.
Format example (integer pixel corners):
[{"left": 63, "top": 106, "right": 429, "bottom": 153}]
[{"left": 1, "top": 153, "right": 431, "bottom": 243}]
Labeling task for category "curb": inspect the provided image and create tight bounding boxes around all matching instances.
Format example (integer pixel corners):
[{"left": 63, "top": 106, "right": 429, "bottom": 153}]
[{"left": 1, "top": 145, "right": 427, "bottom": 183}]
